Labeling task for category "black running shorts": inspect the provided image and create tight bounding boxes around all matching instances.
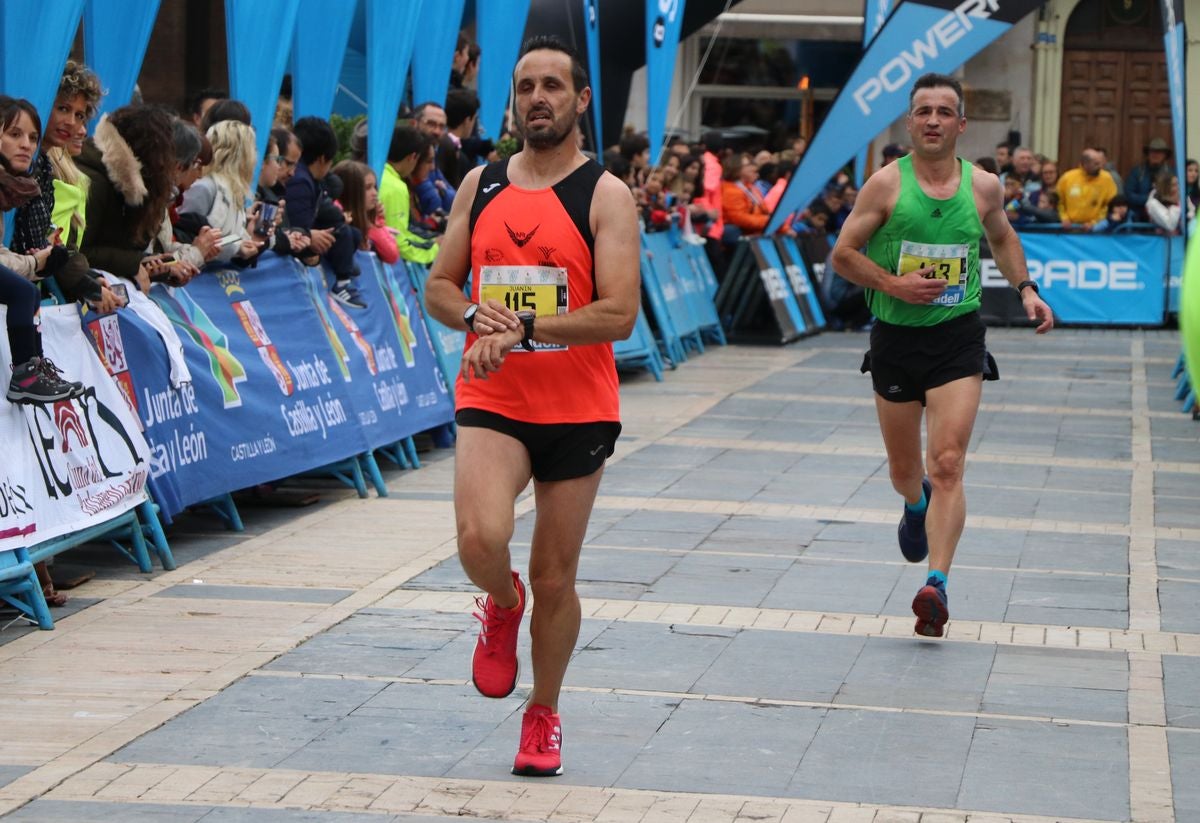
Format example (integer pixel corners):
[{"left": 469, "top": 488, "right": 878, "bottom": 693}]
[
  {"left": 860, "top": 311, "right": 998, "bottom": 405},
  {"left": 455, "top": 408, "right": 621, "bottom": 482}
]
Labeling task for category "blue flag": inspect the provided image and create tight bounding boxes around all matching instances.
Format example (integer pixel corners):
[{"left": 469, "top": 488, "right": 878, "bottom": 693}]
[
  {"left": 646, "top": 0, "right": 686, "bottom": 166},
  {"left": 366, "top": 0, "right": 424, "bottom": 183},
  {"left": 583, "top": 0, "right": 604, "bottom": 158},
  {"left": 291, "top": 0, "right": 357, "bottom": 119},
  {"left": 1160, "top": 0, "right": 1188, "bottom": 238},
  {"left": 476, "top": 0, "right": 533, "bottom": 142},
  {"left": 0, "top": 0, "right": 86, "bottom": 127},
  {"left": 411, "top": 0, "right": 466, "bottom": 108},
  {"left": 226, "top": 0, "right": 301, "bottom": 189},
  {"left": 84, "top": 0, "right": 161, "bottom": 117},
  {"left": 855, "top": 0, "right": 893, "bottom": 186},
  {"left": 768, "top": 0, "right": 1044, "bottom": 232}
]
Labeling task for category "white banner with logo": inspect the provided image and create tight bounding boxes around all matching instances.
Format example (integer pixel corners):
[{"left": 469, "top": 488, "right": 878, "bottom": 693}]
[{"left": 0, "top": 305, "right": 151, "bottom": 552}]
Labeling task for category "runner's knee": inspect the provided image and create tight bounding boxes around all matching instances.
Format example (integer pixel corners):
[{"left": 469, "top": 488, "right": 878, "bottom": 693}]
[
  {"left": 528, "top": 568, "right": 577, "bottom": 606},
  {"left": 927, "top": 449, "right": 966, "bottom": 488},
  {"left": 889, "top": 461, "right": 924, "bottom": 493},
  {"left": 457, "top": 518, "right": 513, "bottom": 561}
]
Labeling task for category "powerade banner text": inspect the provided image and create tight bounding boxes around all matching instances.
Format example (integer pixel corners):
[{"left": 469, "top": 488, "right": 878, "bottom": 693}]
[
  {"left": 981, "top": 233, "right": 1166, "bottom": 325},
  {"left": 1160, "top": 0, "right": 1188, "bottom": 238},
  {"left": 104, "top": 254, "right": 453, "bottom": 520},
  {"left": 646, "top": 0, "right": 686, "bottom": 166},
  {"left": 0, "top": 306, "right": 150, "bottom": 552},
  {"left": 767, "top": 0, "right": 1044, "bottom": 232}
]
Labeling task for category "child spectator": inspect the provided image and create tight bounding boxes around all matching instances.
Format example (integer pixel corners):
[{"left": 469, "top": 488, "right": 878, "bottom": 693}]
[
  {"left": 333, "top": 160, "right": 398, "bottom": 264},
  {"left": 285, "top": 116, "right": 366, "bottom": 308},
  {"left": 1092, "top": 195, "right": 1131, "bottom": 233}
]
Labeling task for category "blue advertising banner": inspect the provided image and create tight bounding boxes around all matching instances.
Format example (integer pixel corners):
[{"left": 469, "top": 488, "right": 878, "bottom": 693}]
[
  {"left": 583, "top": 0, "right": 603, "bottom": 160},
  {"left": 411, "top": 0, "right": 466, "bottom": 108},
  {"left": 855, "top": 0, "right": 893, "bottom": 186},
  {"left": 476, "top": 0, "right": 533, "bottom": 142},
  {"left": 366, "top": 0, "right": 424, "bottom": 183},
  {"left": 1160, "top": 0, "right": 1188, "bottom": 239},
  {"left": 981, "top": 233, "right": 1166, "bottom": 325},
  {"left": 645, "top": 0, "right": 686, "bottom": 167},
  {"left": 0, "top": 0, "right": 86, "bottom": 128},
  {"left": 767, "top": 0, "right": 1044, "bottom": 232},
  {"left": 102, "top": 254, "right": 452, "bottom": 520},
  {"left": 291, "top": 0, "right": 357, "bottom": 120},
  {"left": 84, "top": 0, "right": 162, "bottom": 117},
  {"left": 226, "top": 0, "right": 301, "bottom": 185}
]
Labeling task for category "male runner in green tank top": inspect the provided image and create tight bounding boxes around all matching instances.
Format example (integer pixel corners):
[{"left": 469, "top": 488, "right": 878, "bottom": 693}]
[{"left": 831, "top": 73, "right": 1054, "bottom": 637}]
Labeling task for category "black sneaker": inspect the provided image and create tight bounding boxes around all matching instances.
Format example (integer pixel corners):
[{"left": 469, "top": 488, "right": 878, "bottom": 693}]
[
  {"left": 331, "top": 282, "right": 367, "bottom": 309},
  {"left": 7, "top": 357, "right": 85, "bottom": 404}
]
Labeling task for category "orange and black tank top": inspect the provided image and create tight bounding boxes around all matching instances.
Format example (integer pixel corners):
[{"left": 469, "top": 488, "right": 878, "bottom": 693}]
[{"left": 455, "top": 157, "right": 619, "bottom": 424}]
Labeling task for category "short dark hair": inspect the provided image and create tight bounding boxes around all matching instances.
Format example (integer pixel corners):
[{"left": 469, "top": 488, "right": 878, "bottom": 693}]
[
  {"left": 387, "top": 124, "right": 428, "bottom": 164},
  {"left": 200, "top": 98, "right": 252, "bottom": 133},
  {"left": 271, "top": 127, "right": 297, "bottom": 156},
  {"left": 413, "top": 101, "right": 445, "bottom": 121},
  {"left": 619, "top": 133, "right": 649, "bottom": 161},
  {"left": 293, "top": 116, "right": 338, "bottom": 164},
  {"left": 701, "top": 130, "right": 725, "bottom": 154},
  {"left": 516, "top": 35, "right": 588, "bottom": 93},
  {"left": 445, "top": 88, "right": 480, "bottom": 130},
  {"left": 187, "top": 87, "right": 227, "bottom": 119},
  {"left": 909, "top": 73, "right": 964, "bottom": 117}
]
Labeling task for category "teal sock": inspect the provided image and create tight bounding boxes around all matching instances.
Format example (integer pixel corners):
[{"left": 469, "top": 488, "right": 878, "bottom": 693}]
[
  {"left": 905, "top": 489, "right": 927, "bottom": 515},
  {"left": 927, "top": 570, "right": 947, "bottom": 588}
]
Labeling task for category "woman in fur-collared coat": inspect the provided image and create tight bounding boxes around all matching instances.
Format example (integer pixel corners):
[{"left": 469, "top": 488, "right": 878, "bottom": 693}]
[{"left": 77, "top": 105, "right": 176, "bottom": 289}]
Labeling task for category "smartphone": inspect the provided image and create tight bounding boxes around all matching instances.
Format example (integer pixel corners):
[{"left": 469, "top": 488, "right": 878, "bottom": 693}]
[
  {"left": 217, "top": 233, "right": 242, "bottom": 248},
  {"left": 110, "top": 282, "right": 129, "bottom": 302},
  {"left": 160, "top": 254, "right": 177, "bottom": 265}
]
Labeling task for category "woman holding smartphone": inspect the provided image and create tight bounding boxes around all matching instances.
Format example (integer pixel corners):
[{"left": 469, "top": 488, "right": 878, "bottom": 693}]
[{"left": 179, "top": 120, "right": 263, "bottom": 265}]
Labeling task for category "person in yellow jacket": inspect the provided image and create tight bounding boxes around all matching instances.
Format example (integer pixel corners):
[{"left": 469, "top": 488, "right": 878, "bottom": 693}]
[
  {"left": 377, "top": 123, "right": 439, "bottom": 266},
  {"left": 1056, "top": 148, "right": 1118, "bottom": 229}
]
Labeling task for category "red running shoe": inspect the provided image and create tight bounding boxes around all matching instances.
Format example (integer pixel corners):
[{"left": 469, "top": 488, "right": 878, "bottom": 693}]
[
  {"left": 471, "top": 571, "right": 525, "bottom": 698},
  {"left": 512, "top": 704, "right": 563, "bottom": 776},
  {"left": 912, "top": 580, "right": 949, "bottom": 638}
]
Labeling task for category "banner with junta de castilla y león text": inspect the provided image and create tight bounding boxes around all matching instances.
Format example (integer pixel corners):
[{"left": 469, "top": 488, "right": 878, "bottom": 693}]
[{"left": 97, "top": 253, "right": 453, "bottom": 521}]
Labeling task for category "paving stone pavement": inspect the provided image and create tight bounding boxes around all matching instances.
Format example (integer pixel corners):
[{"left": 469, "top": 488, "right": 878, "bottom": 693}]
[{"left": 1, "top": 329, "right": 1198, "bottom": 823}]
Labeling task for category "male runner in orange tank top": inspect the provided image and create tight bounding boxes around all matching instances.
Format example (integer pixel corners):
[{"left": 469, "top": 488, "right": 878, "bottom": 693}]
[{"left": 425, "top": 35, "right": 640, "bottom": 777}]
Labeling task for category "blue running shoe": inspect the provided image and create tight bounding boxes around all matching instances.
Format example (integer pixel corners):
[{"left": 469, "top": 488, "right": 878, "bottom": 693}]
[
  {"left": 912, "top": 578, "right": 949, "bottom": 637},
  {"left": 897, "top": 477, "right": 933, "bottom": 563}
]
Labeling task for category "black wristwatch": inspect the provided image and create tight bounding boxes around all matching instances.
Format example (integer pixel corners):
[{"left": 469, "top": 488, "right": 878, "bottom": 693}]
[
  {"left": 1016, "top": 279, "right": 1039, "bottom": 296},
  {"left": 516, "top": 311, "right": 535, "bottom": 351},
  {"left": 463, "top": 303, "right": 479, "bottom": 332}
]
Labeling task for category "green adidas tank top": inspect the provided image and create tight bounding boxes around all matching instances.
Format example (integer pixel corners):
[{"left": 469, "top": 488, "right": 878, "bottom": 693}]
[{"left": 865, "top": 155, "right": 983, "bottom": 327}]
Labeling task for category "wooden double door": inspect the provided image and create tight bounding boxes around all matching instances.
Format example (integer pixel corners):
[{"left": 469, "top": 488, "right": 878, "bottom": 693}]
[{"left": 1058, "top": 50, "right": 1172, "bottom": 176}]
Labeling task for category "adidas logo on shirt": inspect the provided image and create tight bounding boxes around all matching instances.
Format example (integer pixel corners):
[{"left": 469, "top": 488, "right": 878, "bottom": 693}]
[{"left": 930, "top": 208, "right": 943, "bottom": 218}]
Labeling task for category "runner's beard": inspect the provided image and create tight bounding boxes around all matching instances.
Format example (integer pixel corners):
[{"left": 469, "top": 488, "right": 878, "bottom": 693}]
[{"left": 521, "top": 109, "right": 577, "bottom": 149}]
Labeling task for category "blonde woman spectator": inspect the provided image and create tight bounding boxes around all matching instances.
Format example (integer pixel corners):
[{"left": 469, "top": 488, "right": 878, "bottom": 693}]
[{"left": 179, "top": 120, "right": 263, "bottom": 264}]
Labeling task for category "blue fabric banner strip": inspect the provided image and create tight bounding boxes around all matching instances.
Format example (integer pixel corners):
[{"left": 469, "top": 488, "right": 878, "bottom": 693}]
[
  {"left": 583, "top": 0, "right": 603, "bottom": 160},
  {"left": 411, "top": 0, "right": 466, "bottom": 108},
  {"left": 854, "top": 0, "right": 892, "bottom": 186},
  {"left": 476, "top": 0, "right": 533, "bottom": 143},
  {"left": 0, "top": 0, "right": 87, "bottom": 128},
  {"left": 109, "top": 254, "right": 453, "bottom": 519},
  {"left": 366, "top": 0, "right": 424, "bottom": 183},
  {"left": 1160, "top": 0, "right": 1188, "bottom": 239},
  {"left": 84, "top": 0, "right": 162, "bottom": 117},
  {"left": 645, "top": 0, "right": 687, "bottom": 167},
  {"left": 291, "top": 0, "right": 357, "bottom": 120},
  {"left": 766, "top": 0, "right": 1043, "bottom": 232},
  {"left": 225, "top": 0, "right": 302, "bottom": 188}
]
